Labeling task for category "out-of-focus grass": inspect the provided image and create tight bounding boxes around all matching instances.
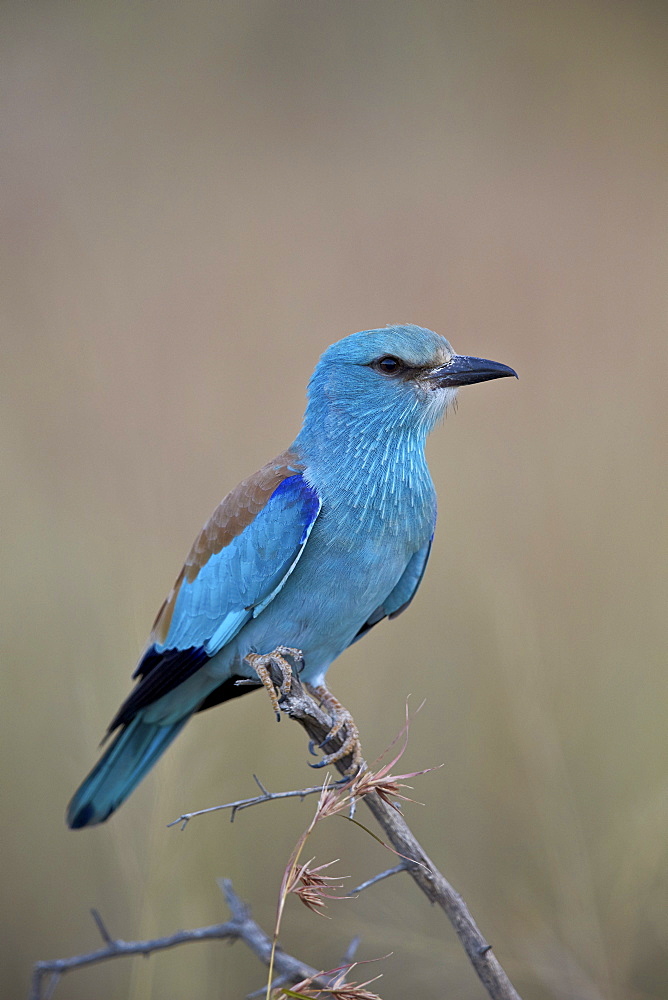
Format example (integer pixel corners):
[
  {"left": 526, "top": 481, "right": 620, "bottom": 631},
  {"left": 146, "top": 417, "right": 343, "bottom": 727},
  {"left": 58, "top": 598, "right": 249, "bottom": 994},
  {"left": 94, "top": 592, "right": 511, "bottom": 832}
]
[{"left": 2, "top": 2, "right": 667, "bottom": 998}]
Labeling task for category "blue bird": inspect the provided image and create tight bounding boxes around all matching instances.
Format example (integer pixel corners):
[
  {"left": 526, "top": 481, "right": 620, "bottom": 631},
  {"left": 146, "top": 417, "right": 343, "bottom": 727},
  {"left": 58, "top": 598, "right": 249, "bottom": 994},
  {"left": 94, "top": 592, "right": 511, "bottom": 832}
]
[{"left": 67, "top": 324, "right": 516, "bottom": 828}]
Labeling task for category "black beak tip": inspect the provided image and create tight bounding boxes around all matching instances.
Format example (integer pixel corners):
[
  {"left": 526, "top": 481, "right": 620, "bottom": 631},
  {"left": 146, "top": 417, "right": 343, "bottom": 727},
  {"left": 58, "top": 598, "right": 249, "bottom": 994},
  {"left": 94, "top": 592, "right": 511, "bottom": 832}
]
[
  {"left": 483, "top": 360, "right": 518, "bottom": 382},
  {"left": 431, "top": 356, "right": 518, "bottom": 388}
]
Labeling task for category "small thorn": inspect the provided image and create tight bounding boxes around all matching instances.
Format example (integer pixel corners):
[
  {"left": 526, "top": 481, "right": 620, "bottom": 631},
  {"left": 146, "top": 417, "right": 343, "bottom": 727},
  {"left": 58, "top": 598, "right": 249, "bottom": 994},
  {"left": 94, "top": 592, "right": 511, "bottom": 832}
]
[
  {"left": 341, "top": 934, "right": 361, "bottom": 966},
  {"left": 90, "top": 909, "right": 113, "bottom": 945},
  {"left": 252, "top": 774, "right": 270, "bottom": 795},
  {"left": 478, "top": 943, "right": 493, "bottom": 956}
]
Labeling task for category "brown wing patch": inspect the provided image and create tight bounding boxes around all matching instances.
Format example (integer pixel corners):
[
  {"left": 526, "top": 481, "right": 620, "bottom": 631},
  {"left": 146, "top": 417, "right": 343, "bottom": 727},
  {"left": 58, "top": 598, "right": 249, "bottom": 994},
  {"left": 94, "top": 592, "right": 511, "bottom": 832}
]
[{"left": 150, "top": 449, "right": 305, "bottom": 645}]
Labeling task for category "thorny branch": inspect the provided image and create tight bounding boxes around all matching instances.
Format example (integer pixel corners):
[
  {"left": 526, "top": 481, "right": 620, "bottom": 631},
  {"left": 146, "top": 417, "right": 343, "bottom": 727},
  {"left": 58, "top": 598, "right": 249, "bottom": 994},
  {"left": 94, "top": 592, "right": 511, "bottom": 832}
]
[
  {"left": 30, "top": 880, "right": 330, "bottom": 1000},
  {"left": 168, "top": 773, "right": 340, "bottom": 829}
]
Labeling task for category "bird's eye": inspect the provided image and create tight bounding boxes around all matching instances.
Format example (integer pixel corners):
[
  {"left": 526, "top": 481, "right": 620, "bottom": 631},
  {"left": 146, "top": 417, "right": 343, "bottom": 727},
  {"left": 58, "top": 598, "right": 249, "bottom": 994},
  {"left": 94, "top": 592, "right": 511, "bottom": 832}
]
[{"left": 373, "top": 356, "right": 403, "bottom": 377}]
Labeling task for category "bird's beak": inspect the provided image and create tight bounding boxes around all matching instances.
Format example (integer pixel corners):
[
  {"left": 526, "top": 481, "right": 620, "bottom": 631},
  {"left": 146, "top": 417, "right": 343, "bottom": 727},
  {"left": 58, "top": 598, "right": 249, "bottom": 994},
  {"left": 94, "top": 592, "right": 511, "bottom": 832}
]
[{"left": 427, "top": 355, "right": 518, "bottom": 389}]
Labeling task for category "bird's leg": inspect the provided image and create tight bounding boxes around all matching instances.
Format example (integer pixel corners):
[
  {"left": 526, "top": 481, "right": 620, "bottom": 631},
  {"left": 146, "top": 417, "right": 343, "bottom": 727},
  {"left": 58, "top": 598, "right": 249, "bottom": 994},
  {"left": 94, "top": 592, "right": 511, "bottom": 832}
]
[
  {"left": 244, "top": 646, "right": 303, "bottom": 721},
  {"left": 305, "top": 683, "right": 364, "bottom": 771}
]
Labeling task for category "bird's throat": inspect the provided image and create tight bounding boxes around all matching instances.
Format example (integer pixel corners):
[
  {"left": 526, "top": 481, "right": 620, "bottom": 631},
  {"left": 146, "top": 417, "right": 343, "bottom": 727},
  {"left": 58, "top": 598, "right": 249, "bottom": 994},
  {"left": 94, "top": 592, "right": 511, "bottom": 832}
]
[{"left": 295, "top": 415, "right": 437, "bottom": 542}]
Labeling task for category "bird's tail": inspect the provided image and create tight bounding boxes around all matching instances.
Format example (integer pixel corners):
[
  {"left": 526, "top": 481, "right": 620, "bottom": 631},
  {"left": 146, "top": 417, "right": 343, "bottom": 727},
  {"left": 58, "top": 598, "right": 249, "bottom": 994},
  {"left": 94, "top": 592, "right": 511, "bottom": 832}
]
[{"left": 66, "top": 716, "right": 189, "bottom": 829}]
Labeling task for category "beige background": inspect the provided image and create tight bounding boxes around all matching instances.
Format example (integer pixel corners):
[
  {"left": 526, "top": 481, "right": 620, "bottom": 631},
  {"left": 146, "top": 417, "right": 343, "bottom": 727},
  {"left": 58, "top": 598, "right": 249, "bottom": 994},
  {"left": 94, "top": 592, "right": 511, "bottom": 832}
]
[{"left": 2, "top": 2, "right": 667, "bottom": 998}]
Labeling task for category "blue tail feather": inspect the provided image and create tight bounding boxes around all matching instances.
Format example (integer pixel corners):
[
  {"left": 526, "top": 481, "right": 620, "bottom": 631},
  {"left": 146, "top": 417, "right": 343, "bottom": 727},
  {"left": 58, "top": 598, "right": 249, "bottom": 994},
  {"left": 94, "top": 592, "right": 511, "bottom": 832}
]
[{"left": 67, "top": 716, "right": 189, "bottom": 828}]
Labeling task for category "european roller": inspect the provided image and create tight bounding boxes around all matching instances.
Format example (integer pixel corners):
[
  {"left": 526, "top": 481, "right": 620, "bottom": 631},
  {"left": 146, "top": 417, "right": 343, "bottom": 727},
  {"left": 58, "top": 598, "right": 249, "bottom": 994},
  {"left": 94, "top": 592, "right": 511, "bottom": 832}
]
[{"left": 67, "top": 324, "right": 516, "bottom": 828}]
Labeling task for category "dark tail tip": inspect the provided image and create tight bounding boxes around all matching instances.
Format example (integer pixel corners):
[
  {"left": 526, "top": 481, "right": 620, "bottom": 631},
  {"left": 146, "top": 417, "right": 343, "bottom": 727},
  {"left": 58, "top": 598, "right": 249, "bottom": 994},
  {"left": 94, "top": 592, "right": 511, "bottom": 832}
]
[
  {"left": 67, "top": 802, "right": 97, "bottom": 829},
  {"left": 65, "top": 715, "right": 191, "bottom": 829},
  {"left": 67, "top": 800, "right": 115, "bottom": 829}
]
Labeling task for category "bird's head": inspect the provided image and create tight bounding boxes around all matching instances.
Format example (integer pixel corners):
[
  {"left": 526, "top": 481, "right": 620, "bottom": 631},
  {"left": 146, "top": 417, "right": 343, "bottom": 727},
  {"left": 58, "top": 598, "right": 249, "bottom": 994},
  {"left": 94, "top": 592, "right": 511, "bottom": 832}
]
[{"left": 302, "top": 324, "right": 517, "bottom": 442}]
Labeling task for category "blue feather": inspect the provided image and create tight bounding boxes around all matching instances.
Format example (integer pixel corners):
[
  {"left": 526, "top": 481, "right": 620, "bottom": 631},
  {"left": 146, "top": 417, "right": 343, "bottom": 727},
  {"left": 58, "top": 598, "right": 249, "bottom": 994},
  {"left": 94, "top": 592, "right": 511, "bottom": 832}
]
[{"left": 67, "top": 717, "right": 188, "bottom": 828}]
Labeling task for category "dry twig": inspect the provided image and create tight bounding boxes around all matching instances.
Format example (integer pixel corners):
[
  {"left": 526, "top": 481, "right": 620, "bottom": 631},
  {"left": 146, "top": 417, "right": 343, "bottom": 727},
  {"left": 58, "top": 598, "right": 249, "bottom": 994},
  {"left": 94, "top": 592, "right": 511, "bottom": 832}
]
[
  {"left": 167, "top": 773, "right": 340, "bottom": 829},
  {"left": 30, "top": 880, "right": 329, "bottom": 1000},
  {"left": 266, "top": 667, "right": 523, "bottom": 1000}
]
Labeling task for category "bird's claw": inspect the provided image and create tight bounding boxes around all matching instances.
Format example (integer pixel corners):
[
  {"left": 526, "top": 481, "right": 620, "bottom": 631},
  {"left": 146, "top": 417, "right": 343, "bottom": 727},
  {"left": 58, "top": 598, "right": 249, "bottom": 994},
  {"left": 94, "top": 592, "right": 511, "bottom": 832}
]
[
  {"left": 305, "top": 683, "right": 364, "bottom": 773},
  {"left": 244, "top": 646, "right": 303, "bottom": 721},
  {"left": 308, "top": 731, "right": 363, "bottom": 770}
]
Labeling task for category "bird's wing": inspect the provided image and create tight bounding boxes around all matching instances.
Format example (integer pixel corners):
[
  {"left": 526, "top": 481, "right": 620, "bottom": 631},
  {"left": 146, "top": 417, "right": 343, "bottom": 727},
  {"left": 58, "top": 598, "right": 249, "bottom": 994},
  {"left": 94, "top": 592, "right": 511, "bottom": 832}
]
[
  {"left": 108, "top": 451, "right": 321, "bottom": 730},
  {"left": 351, "top": 537, "right": 433, "bottom": 643}
]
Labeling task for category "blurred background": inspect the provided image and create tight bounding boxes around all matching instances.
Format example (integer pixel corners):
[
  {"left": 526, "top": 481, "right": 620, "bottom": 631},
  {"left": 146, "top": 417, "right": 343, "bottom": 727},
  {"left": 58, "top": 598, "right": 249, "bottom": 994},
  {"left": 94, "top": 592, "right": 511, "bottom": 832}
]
[{"left": 2, "top": 2, "right": 667, "bottom": 998}]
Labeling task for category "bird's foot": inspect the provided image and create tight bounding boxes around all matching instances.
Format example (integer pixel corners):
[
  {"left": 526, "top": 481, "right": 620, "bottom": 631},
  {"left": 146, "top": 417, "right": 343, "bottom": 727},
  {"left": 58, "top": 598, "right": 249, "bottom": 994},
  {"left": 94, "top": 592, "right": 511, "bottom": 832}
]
[
  {"left": 305, "top": 683, "right": 364, "bottom": 773},
  {"left": 244, "top": 646, "right": 303, "bottom": 721}
]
